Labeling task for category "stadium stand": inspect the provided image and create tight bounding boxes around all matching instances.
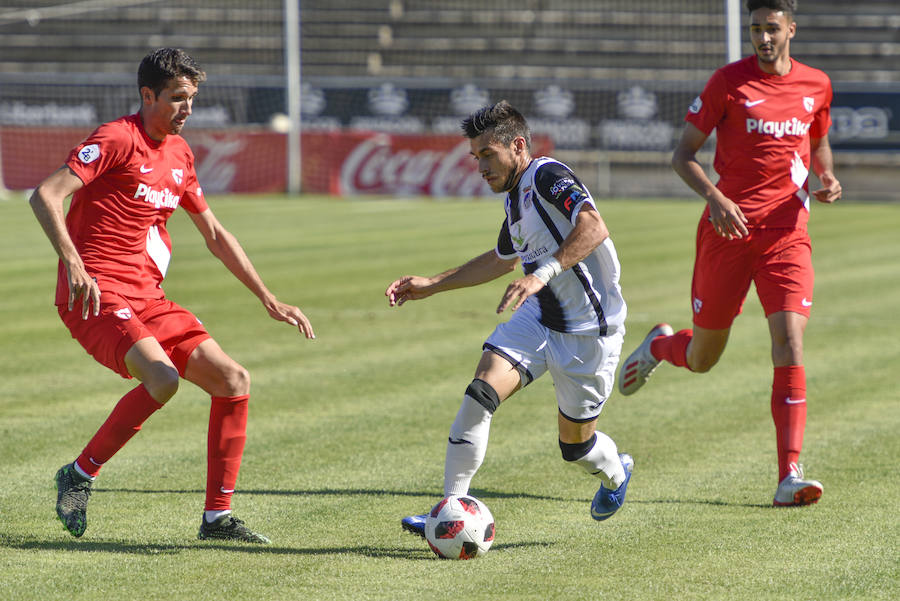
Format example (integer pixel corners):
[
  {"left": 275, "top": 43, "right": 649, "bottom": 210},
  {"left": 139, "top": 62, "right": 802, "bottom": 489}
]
[
  {"left": 0, "top": 1, "right": 285, "bottom": 77},
  {"left": 304, "top": 0, "right": 899, "bottom": 85},
  {"left": 0, "top": 1, "right": 897, "bottom": 84}
]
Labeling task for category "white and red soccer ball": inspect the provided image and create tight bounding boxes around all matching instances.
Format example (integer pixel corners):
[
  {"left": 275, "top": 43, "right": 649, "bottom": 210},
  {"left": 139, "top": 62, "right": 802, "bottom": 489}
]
[{"left": 424, "top": 495, "right": 495, "bottom": 560}]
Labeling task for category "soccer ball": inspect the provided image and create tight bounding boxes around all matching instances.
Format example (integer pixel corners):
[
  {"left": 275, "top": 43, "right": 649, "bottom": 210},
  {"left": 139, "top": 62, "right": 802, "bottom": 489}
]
[{"left": 424, "top": 495, "right": 495, "bottom": 560}]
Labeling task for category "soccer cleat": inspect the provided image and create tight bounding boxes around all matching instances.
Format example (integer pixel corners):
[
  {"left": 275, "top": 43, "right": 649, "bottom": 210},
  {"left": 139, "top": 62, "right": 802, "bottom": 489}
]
[
  {"left": 400, "top": 513, "right": 427, "bottom": 538},
  {"left": 591, "top": 453, "right": 634, "bottom": 521},
  {"left": 197, "top": 514, "right": 271, "bottom": 544},
  {"left": 618, "top": 323, "right": 674, "bottom": 395},
  {"left": 55, "top": 463, "right": 93, "bottom": 537},
  {"left": 773, "top": 463, "right": 823, "bottom": 507}
]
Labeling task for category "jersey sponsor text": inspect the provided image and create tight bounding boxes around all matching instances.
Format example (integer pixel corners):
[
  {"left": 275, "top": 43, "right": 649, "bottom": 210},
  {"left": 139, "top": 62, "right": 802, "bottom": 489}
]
[
  {"left": 135, "top": 183, "right": 181, "bottom": 210},
  {"left": 746, "top": 117, "right": 811, "bottom": 139}
]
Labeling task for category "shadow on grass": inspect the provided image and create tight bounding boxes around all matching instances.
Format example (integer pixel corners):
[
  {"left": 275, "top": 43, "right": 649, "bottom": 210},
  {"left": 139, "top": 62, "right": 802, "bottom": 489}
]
[
  {"left": 631, "top": 498, "right": 772, "bottom": 509},
  {"left": 97, "top": 486, "right": 773, "bottom": 507},
  {"left": 94, "top": 486, "right": 581, "bottom": 503},
  {"left": 0, "top": 534, "right": 549, "bottom": 560}
]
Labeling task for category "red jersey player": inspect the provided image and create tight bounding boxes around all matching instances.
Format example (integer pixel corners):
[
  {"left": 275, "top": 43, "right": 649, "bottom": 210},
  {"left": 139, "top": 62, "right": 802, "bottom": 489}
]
[
  {"left": 30, "top": 48, "right": 314, "bottom": 543},
  {"left": 617, "top": 0, "right": 841, "bottom": 506}
]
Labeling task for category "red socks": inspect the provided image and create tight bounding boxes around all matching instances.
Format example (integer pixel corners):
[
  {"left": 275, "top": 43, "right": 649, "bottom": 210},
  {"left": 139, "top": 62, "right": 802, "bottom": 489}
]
[
  {"left": 650, "top": 329, "right": 693, "bottom": 369},
  {"left": 206, "top": 395, "right": 249, "bottom": 511},
  {"left": 771, "top": 365, "right": 807, "bottom": 481},
  {"left": 75, "top": 384, "right": 163, "bottom": 478},
  {"left": 73, "top": 387, "right": 250, "bottom": 510}
]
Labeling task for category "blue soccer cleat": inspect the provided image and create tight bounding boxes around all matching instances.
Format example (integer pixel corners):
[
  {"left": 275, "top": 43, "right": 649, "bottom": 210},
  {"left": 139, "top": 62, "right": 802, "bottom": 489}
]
[
  {"left": 591, "top": 453, "right": 634, "bottom": 521},
  {"left": 401, "top": 513, "right": 427, "bottom": 538}
]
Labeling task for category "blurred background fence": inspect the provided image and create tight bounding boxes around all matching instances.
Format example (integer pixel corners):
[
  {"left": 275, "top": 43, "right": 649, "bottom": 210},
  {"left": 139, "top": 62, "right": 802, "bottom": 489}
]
[{"left": 1, "top": 0, "right": 897, "bottom": 199}]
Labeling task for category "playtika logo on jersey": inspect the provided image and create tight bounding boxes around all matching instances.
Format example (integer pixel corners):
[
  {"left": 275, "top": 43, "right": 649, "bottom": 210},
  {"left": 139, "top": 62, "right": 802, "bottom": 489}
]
[
  {"left": 746, "top": 117, "right": 811, "bottom": 139},
  {"left": 134, "top": 183, "right": 180, "bottom": 210}
]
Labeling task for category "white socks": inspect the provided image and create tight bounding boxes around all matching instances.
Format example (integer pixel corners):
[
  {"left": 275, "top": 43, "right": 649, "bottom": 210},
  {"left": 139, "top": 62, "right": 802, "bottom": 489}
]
[
  {"left": 572, "top": 431, "right": 626, "bottom": 490},
  {"left": 204, "top": 509, "right": 231, "bottom": 523},
  {"left": 443, "top": 394, "right": 493, "bottom": 496}
]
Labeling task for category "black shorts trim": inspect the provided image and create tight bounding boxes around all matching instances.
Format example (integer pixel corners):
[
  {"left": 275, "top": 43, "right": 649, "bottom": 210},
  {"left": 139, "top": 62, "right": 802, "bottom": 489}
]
[
  {"left": 482, "top": 342, "right": 534, "bottom": 386},
  {"left": 558, "top": 407, "right": 602, "bottom": 424}
]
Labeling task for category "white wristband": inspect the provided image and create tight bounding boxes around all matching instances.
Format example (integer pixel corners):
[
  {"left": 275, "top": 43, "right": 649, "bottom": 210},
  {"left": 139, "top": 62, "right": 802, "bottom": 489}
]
[{"left": 532, "top": 257, "right": 563, "bottom": 284}]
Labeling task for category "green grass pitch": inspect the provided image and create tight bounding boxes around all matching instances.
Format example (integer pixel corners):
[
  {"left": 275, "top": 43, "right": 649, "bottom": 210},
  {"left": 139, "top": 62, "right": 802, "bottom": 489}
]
[{"left": 0, "top": 194, "right": 897, "bottom": 600}]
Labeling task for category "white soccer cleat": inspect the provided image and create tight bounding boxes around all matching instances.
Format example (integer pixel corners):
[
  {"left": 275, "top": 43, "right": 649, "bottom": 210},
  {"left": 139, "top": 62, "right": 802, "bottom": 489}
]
[
  {"left": 773, "top": 462, "right": 823, "bottom": 507},
  {"left": 617, "top": 323, "right": 674, "bottom": 396}
]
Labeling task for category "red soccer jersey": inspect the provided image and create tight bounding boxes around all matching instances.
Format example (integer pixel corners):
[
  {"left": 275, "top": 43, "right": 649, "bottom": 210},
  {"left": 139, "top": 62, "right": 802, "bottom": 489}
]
[
  {"left": 57, "top": 113, "right": 208, "bottom": 304},
  {"left": 685, "top": 55, "right": 832, "bottom": 229}
]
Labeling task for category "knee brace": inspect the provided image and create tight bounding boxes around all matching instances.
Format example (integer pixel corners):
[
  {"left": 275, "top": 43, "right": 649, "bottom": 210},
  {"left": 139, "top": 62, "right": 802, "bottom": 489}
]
[
  {"left": 559, "top": 433, "right": 597, "bottom": 462},
  {"left": 448, "top": 381, "right": 496, "bottom": 443},
  {"left": 464, "top": 378, "right": 500, "bottom": 414}
]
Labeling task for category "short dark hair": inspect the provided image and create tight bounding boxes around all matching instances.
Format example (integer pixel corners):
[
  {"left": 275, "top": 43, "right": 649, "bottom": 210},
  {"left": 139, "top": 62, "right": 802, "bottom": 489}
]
[
  {"left": 461, "top": 100, "right": 532, "bottom": 151},
  {"left": 747, "top": 0, "right": 796, "bottom": 17},
  {"left": 138, "top": 48, "right": 206, "bottom": 97}
]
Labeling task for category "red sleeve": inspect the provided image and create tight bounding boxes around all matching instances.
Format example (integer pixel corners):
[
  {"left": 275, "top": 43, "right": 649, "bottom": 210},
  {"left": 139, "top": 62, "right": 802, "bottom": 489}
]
[
  {"left": 179, "top": 156, "right": 208, "bottom": 213},
  {"left": 685, "top": 69, "right": 729, "bottom": 136},
  {"left": 809, "top": 78, "right": 833, "bottom": 139},
  {"left": 65, "top": 122, "right": 131, "bottom": 186}
]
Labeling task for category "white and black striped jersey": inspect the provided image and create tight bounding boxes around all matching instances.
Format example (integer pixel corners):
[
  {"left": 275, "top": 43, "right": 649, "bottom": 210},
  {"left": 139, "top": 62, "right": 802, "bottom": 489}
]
[{"left": 495, "top": 157, "right": 626, "bottom": 337}]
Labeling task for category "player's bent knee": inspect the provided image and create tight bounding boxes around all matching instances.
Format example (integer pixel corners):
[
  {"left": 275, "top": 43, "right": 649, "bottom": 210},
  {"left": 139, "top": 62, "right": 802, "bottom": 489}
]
[
  {"left": 465, "top": 378, "right": 500, "bottom": 414},
  {"left": 220, "top": 363, "right": 250, "bottom": 397},
  {"left": 143, "top": 365, "right": 180, "bottom": 403}
]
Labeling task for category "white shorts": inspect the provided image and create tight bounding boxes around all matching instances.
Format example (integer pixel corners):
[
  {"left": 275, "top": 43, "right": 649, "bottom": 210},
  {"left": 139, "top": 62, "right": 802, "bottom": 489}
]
[{"left": 483, "top": 307, "right": 624, "bottom": 422}]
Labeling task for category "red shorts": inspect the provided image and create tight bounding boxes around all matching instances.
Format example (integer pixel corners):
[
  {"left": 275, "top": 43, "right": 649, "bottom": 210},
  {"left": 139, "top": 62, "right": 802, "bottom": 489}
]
[
  {"left": 691, "top": 220, "right": 814, "bottom": 330},
  {"left": 59, "top": 293, "right": 210, "bottom": 379}
]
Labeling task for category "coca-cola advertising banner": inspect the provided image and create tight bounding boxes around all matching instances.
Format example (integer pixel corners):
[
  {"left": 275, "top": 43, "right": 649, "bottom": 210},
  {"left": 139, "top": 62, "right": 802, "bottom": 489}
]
[
  {"left": 301, "top": 131, "right": 553, "bottom": 197},
  {"left": 2, "top": 127, "right": 551, "bottom": 197}
]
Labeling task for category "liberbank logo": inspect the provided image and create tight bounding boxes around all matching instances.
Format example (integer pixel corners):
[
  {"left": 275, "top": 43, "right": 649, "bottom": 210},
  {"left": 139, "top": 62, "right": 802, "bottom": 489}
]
[{"left": 746, "top": 117, "right": 811, "bottom": 138}]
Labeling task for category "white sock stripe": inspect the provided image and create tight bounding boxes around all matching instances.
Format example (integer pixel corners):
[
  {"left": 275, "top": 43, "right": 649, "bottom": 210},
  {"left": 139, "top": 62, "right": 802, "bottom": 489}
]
[{"left": 72, "top": 462, "right": 96, "bottom": 481}]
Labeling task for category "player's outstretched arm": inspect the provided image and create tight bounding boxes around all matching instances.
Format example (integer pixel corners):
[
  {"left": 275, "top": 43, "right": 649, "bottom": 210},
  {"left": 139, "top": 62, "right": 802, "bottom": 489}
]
[
  {"left": 29, "top": 166, "right": 101, "bottom": 319},
  {"left": 810, "top": 135, "right": 841, "bottom": 203},
  {"left": 188, "top": 208, "right": 315, "bottom": 339},
  {"left": 672, "top": 123, "right": 748, "bottom": 239},
  {"left": 386, "top": 250, "right": 517, "bottom": 307}
]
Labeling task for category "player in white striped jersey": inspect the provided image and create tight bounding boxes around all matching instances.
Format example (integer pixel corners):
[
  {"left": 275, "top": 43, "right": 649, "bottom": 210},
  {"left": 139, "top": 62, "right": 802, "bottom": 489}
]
[{"left": 386, "top": 101, "right": 633, "bottom": 533}]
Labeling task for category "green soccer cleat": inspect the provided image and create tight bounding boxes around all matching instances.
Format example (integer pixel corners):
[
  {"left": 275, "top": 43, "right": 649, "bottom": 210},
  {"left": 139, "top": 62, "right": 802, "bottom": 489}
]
[
  {"left": 55, "top": 463, "right": 93, "bottom": 537},
  {"left": 198, "top": 514, "right": 271, "bottom": 544}
]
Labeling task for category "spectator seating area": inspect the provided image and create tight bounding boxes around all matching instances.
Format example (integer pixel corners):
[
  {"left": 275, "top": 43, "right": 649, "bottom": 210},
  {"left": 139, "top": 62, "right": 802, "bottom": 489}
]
[
  {"left": 302, "top": 0, "right": 900, "bottom": 85},
  {"left": 0, "top": 0, "right": 896, "bottom": 84}
]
